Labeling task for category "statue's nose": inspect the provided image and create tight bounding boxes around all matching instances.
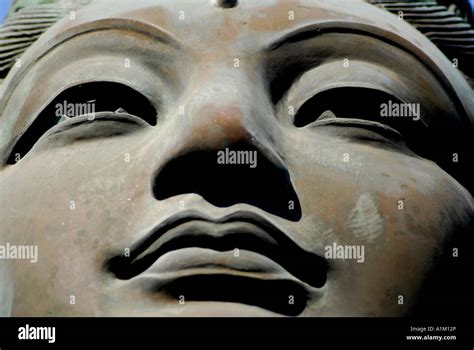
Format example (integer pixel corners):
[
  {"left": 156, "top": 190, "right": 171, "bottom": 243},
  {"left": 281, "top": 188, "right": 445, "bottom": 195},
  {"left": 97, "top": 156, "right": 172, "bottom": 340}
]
[
  {"left": 171, "top": 68, "right": 266, "bottom": 151},
  {"left": 150, "top": 71, "right": 302, "bottom": 221},
  {"left": 183, "top": 98, "right": 252, "bottom": 150},
  {"left": 160, "top": 66, "right": 286, "bottom": 165}
]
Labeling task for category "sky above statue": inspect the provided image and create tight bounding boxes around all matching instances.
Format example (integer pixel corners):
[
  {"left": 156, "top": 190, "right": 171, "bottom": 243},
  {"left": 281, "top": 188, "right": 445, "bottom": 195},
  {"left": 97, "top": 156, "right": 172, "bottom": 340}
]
[{"left": 0, "top": 0, "right": 12, "bottom": 24}]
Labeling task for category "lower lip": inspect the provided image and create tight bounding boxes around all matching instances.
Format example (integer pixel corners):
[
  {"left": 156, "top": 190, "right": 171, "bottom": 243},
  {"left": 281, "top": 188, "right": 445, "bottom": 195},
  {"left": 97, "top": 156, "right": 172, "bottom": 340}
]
[
  {"left": 130, "top": 248, "right": 312, "bottom": 316},
  {"left": 132, "top": 247, "right": 293, "bottom": 282},
  {"left": 123, "top": 248, "right": 321, "bottom": 317}
]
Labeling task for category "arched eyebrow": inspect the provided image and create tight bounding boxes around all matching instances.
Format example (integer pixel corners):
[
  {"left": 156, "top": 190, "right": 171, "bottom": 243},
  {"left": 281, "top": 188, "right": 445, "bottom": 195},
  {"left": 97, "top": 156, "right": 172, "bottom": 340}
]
[
  {"left": 266, "top": 26, "right": 323, "bottom": 51},
  {"left": 0, "top": 17, "right": 184, "bottom": 112},
  {"left": 43, "top": 18, "right": 184, "bottom": 67},
  {"left": 265, "top": 23, "right": 396, "bottom": 51},
  {"left": 0, "top": 17, "right": 184, "bottom": 144},
  {"left": 264, "top": 23, "right": 473, "bottom": 127},
  {"left": 263, "top": 24, "right": 411, "bottom": 103},
  {"left": 0, "top": 18, "right": 186, "bottom": 163}
]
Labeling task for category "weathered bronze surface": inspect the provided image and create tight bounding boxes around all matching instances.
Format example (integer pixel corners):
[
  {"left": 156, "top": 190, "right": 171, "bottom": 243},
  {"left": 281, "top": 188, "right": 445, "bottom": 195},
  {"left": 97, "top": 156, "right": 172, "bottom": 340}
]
[{"left": 0, "top": 0, "right": 472, "bottom": 317}]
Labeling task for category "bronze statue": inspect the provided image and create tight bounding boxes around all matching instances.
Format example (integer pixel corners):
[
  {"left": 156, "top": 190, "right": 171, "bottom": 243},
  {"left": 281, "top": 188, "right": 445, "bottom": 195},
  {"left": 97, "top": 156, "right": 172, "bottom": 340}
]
[{"left": 0, "top": 0, "right": 472, "bottom": 317}]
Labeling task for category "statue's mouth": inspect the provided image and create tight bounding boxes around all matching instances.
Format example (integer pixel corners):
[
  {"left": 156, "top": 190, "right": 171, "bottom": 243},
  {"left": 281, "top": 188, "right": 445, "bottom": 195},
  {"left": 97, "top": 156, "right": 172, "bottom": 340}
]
[{"left": 106, "top": 210, "right": 328, "bottom": 316}]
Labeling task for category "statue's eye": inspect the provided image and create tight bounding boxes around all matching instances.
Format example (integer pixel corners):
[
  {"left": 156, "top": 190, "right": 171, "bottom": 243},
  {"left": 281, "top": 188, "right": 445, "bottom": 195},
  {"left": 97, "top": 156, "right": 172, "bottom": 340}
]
[
  {"left": 292, "top": 87, "right": 427, "bottom": 143},
  {"left": 293, "top": 87, "right": 409, "bottom": 128},
  {"left": 293, "top": 87, "right": 428, "bottom": 153},
  {"left": 7, "top": 82, "right": 157, "bottom": 164}
]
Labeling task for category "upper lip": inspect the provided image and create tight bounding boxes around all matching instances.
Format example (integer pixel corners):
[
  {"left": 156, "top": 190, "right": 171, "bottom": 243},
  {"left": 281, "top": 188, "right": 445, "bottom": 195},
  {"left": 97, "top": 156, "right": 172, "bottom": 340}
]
[{"left": 106, "top": 210, "right": 328, "bottom": 288}]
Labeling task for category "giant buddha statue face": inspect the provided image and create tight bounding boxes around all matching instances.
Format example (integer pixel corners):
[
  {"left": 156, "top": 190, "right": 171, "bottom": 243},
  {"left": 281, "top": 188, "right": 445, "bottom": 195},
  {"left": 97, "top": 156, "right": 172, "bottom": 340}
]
[{"left": 0, "top": 0, "right": 472, "bottom": 317}]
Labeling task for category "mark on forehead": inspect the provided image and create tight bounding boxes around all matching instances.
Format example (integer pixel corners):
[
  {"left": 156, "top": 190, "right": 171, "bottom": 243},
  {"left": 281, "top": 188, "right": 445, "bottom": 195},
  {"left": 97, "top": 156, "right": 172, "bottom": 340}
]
[
  {"left": 213, "top": 0, "right": 239, "bottom": 9},
  {"left": 348, "top": 193, "right": 384, "bottom": 242}
]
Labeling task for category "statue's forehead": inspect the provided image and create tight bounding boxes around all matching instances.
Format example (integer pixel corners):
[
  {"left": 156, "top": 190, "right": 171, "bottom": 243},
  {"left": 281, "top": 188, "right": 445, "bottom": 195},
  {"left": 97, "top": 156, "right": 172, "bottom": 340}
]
[
  {"left": 2, "top": 0, "right": 472, "bottom": 126},
  {"left": 49, "top": 0, "right": 399, "bottom": 45}
]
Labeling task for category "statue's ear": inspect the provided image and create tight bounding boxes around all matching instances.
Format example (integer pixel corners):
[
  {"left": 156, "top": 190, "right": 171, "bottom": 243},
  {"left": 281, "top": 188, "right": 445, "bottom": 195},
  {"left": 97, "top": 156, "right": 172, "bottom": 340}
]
[{"left": 0, "top": 1, "right": 70, "bottom": 80}]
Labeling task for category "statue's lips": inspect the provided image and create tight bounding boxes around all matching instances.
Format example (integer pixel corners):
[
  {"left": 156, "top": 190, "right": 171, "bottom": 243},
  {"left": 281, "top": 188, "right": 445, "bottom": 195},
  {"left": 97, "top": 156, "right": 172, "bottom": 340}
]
[
  {"left": 131, "top": 248, "right": 319, "bottom": 317},
  {"left": 106, "top": 212, "right": 327, "bottom": 316},
  {"left": 136, "top": 248, "right": 303, "bottom": 277},
  {"left": 107, "top": 211, "right": 328, "bottom": 289}
]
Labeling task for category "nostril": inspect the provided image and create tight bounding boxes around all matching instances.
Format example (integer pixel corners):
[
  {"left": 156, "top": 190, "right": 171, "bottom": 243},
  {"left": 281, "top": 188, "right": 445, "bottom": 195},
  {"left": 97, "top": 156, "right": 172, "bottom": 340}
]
[{"left": 153, "top": 142, "right": 302, "bottom": 221}]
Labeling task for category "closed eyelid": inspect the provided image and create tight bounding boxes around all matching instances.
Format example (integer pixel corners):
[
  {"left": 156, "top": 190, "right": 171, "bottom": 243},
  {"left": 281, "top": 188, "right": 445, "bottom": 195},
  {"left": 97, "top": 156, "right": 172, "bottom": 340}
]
[
  {"left": 289, "top": 86, "right": 428, "bottom": 144},
  {"left": 47, "top": 112, "right": 150, "bottom": 137},
  {"left": 309, "top": 117, "right": 403, "bottom": 142},
  {"left": 5, "top": 82, "right": 157, "bottom": 165}
]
